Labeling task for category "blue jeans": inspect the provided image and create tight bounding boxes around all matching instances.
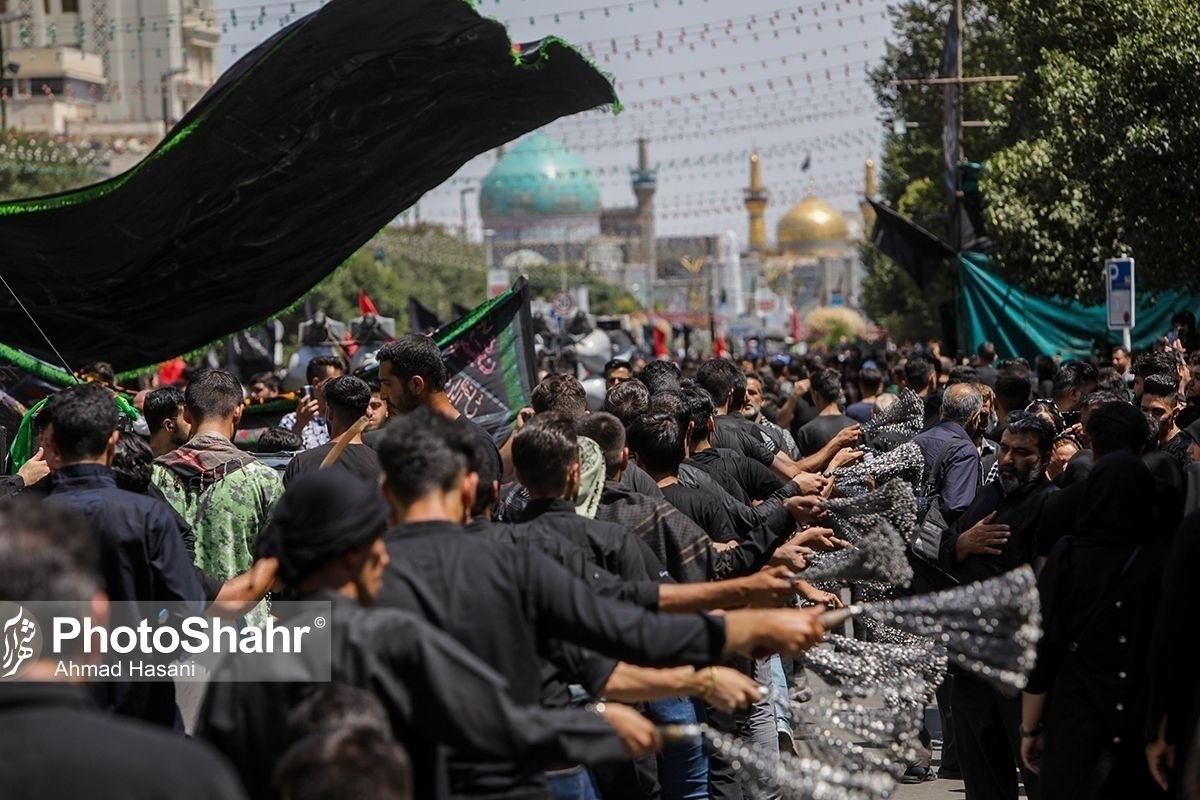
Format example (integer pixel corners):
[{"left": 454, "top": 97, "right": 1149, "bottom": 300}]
[
  {"left": 646, "top": 695, "right": 709, "bottom": 800},
  {"left": 769, "top": 654, "right": 791, "bottom": 736},
  {"left": 545, "top": 766, "right": 600, "bottom": 800}
]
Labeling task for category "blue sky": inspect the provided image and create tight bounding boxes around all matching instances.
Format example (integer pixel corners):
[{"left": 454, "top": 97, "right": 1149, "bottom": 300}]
[{"left": 217, "top": 0, "right": 897, "bottom": 246}]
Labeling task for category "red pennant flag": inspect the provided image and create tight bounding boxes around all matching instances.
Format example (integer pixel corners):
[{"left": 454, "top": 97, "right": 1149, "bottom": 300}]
[{"left": 359, "top": 289, "right": 379, "bottom": 316}]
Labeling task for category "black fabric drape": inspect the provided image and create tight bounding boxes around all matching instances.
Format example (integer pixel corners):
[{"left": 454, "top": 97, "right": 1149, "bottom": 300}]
[
  {"left": 867, "top": 198, "right": 954, "bottom": 290},
  {"left": 407, "top": 296, "right": 444, "bottom": 335},
  {"left": 0, "top": 0, "right": 615, "bottom": 372}
]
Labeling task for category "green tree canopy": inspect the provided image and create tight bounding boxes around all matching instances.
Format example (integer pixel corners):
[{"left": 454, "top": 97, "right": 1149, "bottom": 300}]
[
  {"left": 984, "top": 0, "right": 1200, "bottom": 301},
  {"left": 861, "top": 0, "right": 1015, "bottom": 341}
]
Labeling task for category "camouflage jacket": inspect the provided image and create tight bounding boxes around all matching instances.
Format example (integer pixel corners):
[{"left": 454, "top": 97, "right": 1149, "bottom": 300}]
[{"left": 152, "top": 432, "right": 283, "bottom": 581}]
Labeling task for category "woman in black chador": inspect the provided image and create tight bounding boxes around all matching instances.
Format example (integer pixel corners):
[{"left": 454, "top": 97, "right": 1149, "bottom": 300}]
[{"left": 1020, "top": 451, "right": 1168, "bottom": 799}]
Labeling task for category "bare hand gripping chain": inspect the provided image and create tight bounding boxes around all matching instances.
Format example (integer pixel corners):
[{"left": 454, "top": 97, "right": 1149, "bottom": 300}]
[
  {"left": 800, "top": 519, "right": 913, "bottom": 588},
  {"left": 831, "top": 441, "right": 925, "bottom": 498}
]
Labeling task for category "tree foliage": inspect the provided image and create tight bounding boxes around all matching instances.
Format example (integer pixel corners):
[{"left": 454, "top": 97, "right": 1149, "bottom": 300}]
[
  {"left": 278, "top": 224, "right": 488, "bottom": 336},
  {"left": 866, "top": 0, "right": 1200, "bottom": 314},
  {"left": 984, "top": 0, "right": 1200, "bottom": 300},
  {"left": 860, "top": 0, "right": 1016, "bottom": 337}
]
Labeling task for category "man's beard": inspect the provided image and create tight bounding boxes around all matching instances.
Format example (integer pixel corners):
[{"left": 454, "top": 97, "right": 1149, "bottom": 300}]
[
  {"left": 741, "top": 404, "right": 760, "bottom": 422},
  {"left": 998, "top": 456, "right": 1044, "bottom": 495}
]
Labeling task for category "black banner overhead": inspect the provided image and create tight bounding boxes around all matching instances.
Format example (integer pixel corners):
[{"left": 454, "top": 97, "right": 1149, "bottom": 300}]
[
  {"left": 0, "top": 0, "right": 616, "bottom": 373},
  {"left": 867, "top": 198, "right": 955, "bottom": 290}
]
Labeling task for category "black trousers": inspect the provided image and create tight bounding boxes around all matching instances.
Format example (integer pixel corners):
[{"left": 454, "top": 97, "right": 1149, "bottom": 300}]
[{"left": 951, "top": 670, "right": 1039, "bottom": 800}]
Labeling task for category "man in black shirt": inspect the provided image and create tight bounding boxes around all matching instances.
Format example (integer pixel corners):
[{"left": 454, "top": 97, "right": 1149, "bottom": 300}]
[
  {"left": 494, "top": 416, "right": 807, "bottom": 608},
  {"left": 369, "top": 410, "right": 829, "bottom": 800},
  {"left": 284, "top": 375, "right": 381, "bottom": 485},
  {"left": 369, "top": 333, "right": 502, "bottom": 478},
  {"left": 0, "top": 500, "right": 247, "bottom": 800},
  {"left": 512, "top": 412, "right": 672, "bottom": 582},
  {"left": 698, "top": 357, "right": 856, "bottom": 479},
  {"left": 40, "top": 383, "right": 206, "bottom": 728},
  {"left": 1141, "top": 372, "right": 1190, "bottom": 472},
  {"left": 939, "top": 411, "right": 1057, "bottom": 800},
  {"left": 199, "top": 468, "right": 662, "bottom": 800},
  {"left": 696, "top": 358, "right": 795, "bottom": 478},
  {"left": 905, "top": 354, "right": 944, "bottom": 431},
  {"left": 628, "top": 410, "right": 739, "bottom": 543},
  {"left": 794, "top": 367, "right": 858, "bottom": 458},
  {"left": 681, "top": 384, "right": 809, "bottom": 505}
]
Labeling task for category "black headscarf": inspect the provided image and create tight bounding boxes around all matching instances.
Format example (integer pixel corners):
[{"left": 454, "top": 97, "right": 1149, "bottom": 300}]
[
  {"left": 258, "top": 469, "right": 388, "bottom": 586},
  {"left": 1076, "top": 451, "right": 1155, "bottom": 543}
]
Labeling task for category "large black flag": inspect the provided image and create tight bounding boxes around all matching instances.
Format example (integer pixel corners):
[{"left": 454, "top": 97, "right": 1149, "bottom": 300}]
[
  {"left": 0, "top": 0, "right": 615, "bottom": 373},
  {"left": 867, "top": 198, "right": 955, "bottom": 290}
]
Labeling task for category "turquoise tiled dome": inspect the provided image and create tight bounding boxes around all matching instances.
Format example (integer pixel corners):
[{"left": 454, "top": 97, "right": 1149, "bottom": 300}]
[{"left": 480, "top": 133, "right": 600, "bottom": 217}]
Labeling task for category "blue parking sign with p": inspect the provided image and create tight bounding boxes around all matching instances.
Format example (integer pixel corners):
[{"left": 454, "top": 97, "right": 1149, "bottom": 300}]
[{"left": 1105, "top": 257, "right": 1135, "bottom": 330}]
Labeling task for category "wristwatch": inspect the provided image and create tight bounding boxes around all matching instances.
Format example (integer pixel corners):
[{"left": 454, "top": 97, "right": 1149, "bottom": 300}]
[{"left": 1019, "top": 722, "right": 1044, "bottom": 738}]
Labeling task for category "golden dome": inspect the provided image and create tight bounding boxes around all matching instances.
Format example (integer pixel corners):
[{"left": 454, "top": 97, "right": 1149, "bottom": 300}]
[{"left": 776, "top": 196, "right": 849, "bottom": 252}]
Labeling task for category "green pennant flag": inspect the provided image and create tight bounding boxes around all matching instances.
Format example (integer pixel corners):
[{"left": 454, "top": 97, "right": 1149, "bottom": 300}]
[{"left": 360, "top": 278, "right": 537, "bottom": 446}]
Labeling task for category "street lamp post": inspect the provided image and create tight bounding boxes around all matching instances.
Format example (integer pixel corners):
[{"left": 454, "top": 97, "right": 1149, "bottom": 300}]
[
  {"left": 160, "top": 66, "right": 187, "bottom": 136},
  {"left": 458, "top": 186, "right": 477, "bottom": 242},
  {"left": 0, "top": 11, "right": 30, "bottom": 134}
]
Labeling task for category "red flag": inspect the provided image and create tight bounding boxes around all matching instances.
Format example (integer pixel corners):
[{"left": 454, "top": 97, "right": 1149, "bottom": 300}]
[
  {"left": 714, "top": 336, "right": 726, "bottom": 358},
  {"left": 342, "top": 329, "right": 359, "bottom": 358},
  {"left": 359, "top": 290, "right": 379, "bottom": 316},
  {"left": 652, "top": 326, "right": 667, "bottom": 358}
]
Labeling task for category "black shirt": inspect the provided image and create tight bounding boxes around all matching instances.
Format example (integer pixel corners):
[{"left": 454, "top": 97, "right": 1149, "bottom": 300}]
[
  {"left": 940, "top": 477, "right": 1057, "bottom": 584},
  {"left": 196, "top": 592, "right": 627, "bottom": 800},
  {"left": 1159, "top": 432, "right": 1191, "bottom": 474},
  {"left": 511, "top": 498, "right": 670, "bottom": 583},
  {"left": 617, "top": 461, "right": 663, "bottom": 497},
  {"left": 44, "top": 463, "right": 206, "bottom": 726},
  {"left": 596, "top": 482, "right": 722, "bottom": 583},
  {"left": 0, "top": 682, "right": 246, "bottom": 800},
  {"left": 688, "top": 447, "right": 784, "bottom": 504},
  {"left": 795, "top": 414, "right": 856, "bottom": 457},
  {"left": 660, "top": 482, "right": 737, "bottom": 543},
  {"left": 376, "top": 520, "right": 727, "bottom": 800},
  {"left": 677, "top": 462, "right": 797, "bottom": 539},
  {"left": 283, "top": 440, "right": 381, "bottom": 486},
  {"left": 712, "top": 414, "right": 777, "bottom": 466},
  {"left": 44, "top": 464, "right": 205, "bottom": 607}
]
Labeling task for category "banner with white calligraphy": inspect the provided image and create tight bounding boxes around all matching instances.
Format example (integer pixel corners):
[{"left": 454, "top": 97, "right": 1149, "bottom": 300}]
[{"left": 436, "top": 277, "right": 537, "bottom": 446}]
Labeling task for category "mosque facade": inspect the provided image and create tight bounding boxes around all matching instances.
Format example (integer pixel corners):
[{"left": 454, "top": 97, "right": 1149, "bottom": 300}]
[{"left": 478, "top": 132, "right": 866, "bottom": 335}]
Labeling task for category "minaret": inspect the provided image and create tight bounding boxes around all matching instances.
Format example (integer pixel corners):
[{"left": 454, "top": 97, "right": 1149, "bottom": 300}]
[
  {"left": 743, "top": 151, "right": 768, "bottom": 253},
  {"left": 859, "top": 158, "right": 877, "bottom": 227},
  {"left": 632, "top": 138, "right": 658, "bottom": 305}
]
